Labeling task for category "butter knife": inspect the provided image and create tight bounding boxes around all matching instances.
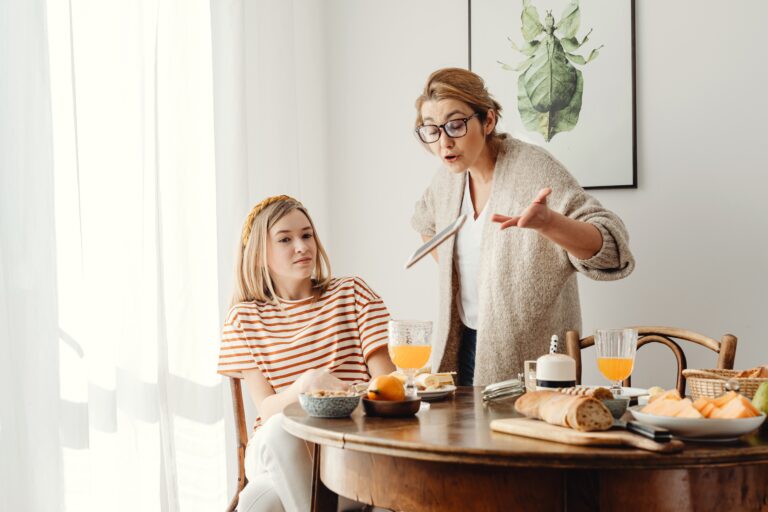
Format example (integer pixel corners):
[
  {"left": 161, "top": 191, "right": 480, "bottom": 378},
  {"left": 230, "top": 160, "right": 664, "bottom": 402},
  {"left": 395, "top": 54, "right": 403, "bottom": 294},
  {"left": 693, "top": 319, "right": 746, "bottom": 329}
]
[{"left": 613, "top": 419, "right": 673, "bottom": 442}]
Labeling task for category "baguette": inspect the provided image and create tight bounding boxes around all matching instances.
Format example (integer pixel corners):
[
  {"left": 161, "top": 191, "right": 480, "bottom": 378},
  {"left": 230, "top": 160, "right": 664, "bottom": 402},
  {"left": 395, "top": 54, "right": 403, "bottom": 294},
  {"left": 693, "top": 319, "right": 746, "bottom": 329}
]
[
  {"left": 557, "top": 386, "right": 613, "bottom": 400},
  {"left": 515, "top": 391, "right": 613, "bottom": 432}
]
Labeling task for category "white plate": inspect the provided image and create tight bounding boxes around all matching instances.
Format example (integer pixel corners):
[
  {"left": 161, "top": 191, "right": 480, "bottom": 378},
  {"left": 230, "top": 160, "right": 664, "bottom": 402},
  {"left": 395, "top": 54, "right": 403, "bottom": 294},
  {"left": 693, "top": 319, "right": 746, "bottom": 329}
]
[
  {"left": 582, "top": 385, "right": 648, "bottom": 398},
  {"left": 629, "top": 406, "right": 766, "bottom": 438},
  {"left": 417, "top": 385, "right": 456, "bottom": 401}
]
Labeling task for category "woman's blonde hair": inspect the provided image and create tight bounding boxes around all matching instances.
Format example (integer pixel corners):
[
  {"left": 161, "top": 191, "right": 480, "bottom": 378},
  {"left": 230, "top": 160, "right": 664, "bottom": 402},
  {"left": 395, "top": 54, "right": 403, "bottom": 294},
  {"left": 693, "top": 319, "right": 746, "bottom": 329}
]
[
  {"left": 231, "top": 195, "right": 332, "bottom": 306},
  {"left": 414, "top": 67, "right": 504, "bottom": 156}
]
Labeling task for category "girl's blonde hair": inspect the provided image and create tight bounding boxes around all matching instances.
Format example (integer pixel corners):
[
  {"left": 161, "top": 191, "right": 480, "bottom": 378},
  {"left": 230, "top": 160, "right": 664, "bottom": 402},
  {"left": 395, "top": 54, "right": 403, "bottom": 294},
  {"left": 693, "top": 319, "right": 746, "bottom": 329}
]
[
  {"left": 414, "top": 67, "right": 504, "bottom": 156},
  {"left": 231, "top": 195, "right": 332, "bottom": 306}
]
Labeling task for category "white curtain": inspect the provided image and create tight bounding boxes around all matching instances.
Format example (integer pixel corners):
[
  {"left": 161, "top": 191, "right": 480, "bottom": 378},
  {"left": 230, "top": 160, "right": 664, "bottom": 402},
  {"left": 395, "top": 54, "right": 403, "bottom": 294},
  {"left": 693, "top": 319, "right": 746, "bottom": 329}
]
[
  {"left": 1, "top": 0, "right": 330, "bottom": 508},
  {"left": 1, "top": 1, "right": 61, "bottom": 511},
  {"left": 210, "top": 0, "right": 251, "bottom": 499},
  {"left": 209, "top": 0, "right": 330, "bottom": 499},
  {"left": 1, "top": 0, "right": 229, "bottom": 510}
]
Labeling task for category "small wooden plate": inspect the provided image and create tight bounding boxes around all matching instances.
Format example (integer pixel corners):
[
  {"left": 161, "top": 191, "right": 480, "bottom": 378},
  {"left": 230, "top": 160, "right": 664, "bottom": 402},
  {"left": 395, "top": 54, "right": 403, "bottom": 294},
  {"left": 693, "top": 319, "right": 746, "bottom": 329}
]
[{"left": 362, "top": 397, "right": 421, "bottom": 417}]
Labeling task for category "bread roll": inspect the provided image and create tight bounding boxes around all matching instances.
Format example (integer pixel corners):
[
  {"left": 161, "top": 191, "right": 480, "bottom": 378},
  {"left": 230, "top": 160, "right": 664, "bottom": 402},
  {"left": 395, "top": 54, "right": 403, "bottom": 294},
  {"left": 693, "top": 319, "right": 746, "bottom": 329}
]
[{"left": 515, "top": 391, "right": 613, "bottom": 432}]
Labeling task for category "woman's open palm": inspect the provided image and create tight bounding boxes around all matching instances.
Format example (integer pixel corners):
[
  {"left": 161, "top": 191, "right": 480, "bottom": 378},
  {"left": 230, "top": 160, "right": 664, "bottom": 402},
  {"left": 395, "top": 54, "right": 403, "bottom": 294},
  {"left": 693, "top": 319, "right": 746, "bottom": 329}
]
[{"left": 492, "top": 187, "right": 553, "bottom": 231}]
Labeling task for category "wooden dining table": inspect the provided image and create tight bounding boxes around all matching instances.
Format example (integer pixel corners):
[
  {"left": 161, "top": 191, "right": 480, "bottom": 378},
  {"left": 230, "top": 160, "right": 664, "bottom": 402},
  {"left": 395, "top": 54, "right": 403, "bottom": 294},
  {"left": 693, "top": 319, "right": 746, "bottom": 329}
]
[{"left": 282, "top": 387, "right": 768, "bottom": 512}]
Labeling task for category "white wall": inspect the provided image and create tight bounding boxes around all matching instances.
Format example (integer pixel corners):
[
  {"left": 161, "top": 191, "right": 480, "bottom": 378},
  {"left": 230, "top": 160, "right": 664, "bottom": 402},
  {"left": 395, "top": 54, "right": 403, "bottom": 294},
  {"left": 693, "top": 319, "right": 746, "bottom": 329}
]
[
  {"left": 576, "top": 1, "right": 768, "bottom": 388},
  {"left": 245, "top": 1, "right": 768, "bottom": 391},
  {"left": 242, "top": 0, "right": 330, "bottom": 239},
  {"left": 323, "top": 0, "right": 469, "bottom": 326}
]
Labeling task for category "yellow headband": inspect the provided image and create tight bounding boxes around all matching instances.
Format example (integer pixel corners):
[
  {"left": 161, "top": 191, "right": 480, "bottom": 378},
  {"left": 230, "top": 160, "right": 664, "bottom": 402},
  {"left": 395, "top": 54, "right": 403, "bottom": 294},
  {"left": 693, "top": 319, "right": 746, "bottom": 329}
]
[{"left": 240, "top": 195, "right": 298, "bottom": 248}]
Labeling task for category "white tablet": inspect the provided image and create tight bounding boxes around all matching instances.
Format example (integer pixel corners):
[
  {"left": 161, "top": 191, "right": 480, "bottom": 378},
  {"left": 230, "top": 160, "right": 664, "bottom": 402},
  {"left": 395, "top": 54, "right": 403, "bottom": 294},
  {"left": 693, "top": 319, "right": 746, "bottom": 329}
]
[{"left": 404, "top": 214, "right": 467, "bottom": 269}]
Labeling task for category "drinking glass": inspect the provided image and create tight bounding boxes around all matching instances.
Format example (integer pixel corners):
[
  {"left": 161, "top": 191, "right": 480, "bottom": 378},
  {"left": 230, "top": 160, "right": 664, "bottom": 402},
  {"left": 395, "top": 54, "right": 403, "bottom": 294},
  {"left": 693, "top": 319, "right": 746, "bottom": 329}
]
[
  {"left": 594, "top": 328, "right": 637, "bottom": 397},
  {"left": 388, "top": 320, "right": 432, "bottom": 398},
  {"left": 523, "top": 360, "right": 537, "bottom": 393}
]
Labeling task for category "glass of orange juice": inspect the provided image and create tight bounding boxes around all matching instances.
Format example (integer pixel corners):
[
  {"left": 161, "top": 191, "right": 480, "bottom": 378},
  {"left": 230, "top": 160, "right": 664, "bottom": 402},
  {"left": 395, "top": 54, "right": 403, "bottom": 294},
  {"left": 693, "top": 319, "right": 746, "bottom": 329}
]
[
  {"left": 388, "top": 320, "right": 432, "bottom": 397},
  {"left": 595, "top": 328, "right": 637, "bottom": 397}
]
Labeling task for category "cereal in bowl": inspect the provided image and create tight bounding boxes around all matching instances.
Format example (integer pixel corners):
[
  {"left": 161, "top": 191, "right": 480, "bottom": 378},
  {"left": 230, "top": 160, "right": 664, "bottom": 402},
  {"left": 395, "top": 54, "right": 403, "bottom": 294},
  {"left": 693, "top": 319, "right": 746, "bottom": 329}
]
[{"left": 307, "top": 389, "right": 356, "bottom": 398}]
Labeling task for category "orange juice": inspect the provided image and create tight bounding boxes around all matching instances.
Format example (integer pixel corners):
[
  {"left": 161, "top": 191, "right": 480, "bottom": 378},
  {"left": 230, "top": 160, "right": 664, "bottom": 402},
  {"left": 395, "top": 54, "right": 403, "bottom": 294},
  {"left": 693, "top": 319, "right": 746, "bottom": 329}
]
[
  {"left": 597, "top": 357, "right": 634, "bottom": 381},
  {"left": 390, "top": 345, "right": 431, "bottom": 370}
]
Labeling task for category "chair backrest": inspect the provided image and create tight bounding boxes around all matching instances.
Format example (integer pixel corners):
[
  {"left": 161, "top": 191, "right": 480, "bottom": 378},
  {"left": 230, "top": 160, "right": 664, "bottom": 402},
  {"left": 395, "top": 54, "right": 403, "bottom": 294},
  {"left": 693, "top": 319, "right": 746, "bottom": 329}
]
[
  {"left": 226, "top": 378, "right": 249, "bottom": 512},
  {"left": 565, "top": 326, "right": 737, "bottom": 395}
]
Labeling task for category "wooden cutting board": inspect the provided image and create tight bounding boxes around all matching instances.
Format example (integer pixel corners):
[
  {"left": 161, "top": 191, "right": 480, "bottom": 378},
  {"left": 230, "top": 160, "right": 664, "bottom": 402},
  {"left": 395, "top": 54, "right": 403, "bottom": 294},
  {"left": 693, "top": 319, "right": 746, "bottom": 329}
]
[{"left": 490, "top": 418, "right": 683, "bottom": 453}]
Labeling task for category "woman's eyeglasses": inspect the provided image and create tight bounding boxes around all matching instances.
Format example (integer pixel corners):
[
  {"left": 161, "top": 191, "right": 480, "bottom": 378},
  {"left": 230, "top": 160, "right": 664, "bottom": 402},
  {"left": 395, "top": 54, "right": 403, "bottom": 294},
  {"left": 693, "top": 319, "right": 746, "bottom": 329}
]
[{"left": 415, "top": 113, "right": 480, "bottom": 144}]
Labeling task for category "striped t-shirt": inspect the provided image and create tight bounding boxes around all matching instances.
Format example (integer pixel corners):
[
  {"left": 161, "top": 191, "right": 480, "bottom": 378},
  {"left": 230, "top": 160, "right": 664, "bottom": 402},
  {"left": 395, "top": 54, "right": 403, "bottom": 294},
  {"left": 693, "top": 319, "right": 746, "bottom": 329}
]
[{"left": 218, "top": 277, "right": 390, "bottom": 392}]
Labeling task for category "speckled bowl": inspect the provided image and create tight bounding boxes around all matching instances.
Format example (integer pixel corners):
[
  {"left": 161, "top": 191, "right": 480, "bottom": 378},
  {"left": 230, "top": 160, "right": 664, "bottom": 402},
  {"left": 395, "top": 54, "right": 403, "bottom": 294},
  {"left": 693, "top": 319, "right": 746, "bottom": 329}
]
[
  {"left": 298, "top": 393, "right": 361, "bottom": 418},
  {"left": 602, "top": 396, "right": 630, "bottom": 419}
]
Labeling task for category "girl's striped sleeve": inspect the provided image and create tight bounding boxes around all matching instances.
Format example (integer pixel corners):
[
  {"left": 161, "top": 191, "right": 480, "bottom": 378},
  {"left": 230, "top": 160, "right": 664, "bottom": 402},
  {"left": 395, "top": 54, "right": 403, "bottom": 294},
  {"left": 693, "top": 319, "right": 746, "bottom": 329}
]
[
  {"left": 353, "top": 277, "right": 390, "bottom": 360},
  {"left": 218, "top": 308, "right": 260, "bottom": 378}
]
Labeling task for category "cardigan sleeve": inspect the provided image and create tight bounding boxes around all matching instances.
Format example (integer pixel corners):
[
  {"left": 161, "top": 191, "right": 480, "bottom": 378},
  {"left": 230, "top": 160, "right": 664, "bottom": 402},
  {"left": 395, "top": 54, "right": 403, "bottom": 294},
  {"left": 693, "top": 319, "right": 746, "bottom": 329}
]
[
  {"left": 561, "top": 188, "right": 635, "bottom": 281},
  {"left": 517, "top": 142, "right": 635, "bottom": 281},
  {"left": 411, "top": 176, "right": 438, "bottom": 238}
]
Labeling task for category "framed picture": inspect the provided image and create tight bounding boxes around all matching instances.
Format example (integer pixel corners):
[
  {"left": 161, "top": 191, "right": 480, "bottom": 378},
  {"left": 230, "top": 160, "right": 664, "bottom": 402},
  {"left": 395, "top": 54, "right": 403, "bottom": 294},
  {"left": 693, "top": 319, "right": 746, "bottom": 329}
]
[{"left": 469, "top": 0, "right": 636, "bottom": 189}]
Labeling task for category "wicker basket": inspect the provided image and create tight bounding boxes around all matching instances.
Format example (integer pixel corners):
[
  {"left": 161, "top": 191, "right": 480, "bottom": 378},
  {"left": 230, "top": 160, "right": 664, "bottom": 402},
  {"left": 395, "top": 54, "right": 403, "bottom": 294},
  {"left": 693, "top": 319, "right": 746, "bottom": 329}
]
[{"left": 683, "top": 369, "right": 767, "bottom": 400}]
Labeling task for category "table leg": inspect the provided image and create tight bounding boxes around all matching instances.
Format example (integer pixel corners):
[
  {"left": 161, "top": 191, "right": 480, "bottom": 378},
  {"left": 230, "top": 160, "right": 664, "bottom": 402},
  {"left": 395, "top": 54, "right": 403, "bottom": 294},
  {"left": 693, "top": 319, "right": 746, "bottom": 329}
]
[{"left": 311, "top": 443, "right": 339, "bottom": 512}]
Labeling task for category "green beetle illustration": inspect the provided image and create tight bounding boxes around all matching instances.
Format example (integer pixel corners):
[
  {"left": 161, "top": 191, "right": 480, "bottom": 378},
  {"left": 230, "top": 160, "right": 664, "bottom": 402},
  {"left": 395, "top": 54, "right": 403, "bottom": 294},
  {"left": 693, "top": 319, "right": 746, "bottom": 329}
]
[{"left": 500, "top": 0, "right": 603, "bottom": 142}]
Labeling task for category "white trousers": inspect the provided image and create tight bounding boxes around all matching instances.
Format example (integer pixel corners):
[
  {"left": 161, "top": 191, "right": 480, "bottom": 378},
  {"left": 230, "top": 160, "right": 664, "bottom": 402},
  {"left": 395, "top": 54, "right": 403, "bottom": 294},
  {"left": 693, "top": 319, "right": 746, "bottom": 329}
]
[{"left": 239, "top": 414, "right": 312, "bottom": 512}]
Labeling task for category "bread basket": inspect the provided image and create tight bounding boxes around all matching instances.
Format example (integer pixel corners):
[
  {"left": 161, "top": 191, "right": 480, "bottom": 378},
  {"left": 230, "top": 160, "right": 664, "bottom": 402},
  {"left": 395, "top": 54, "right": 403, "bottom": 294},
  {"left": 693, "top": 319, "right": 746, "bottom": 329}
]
[{"left": 683, "top": 369, "right": 767, "bottom": 400}]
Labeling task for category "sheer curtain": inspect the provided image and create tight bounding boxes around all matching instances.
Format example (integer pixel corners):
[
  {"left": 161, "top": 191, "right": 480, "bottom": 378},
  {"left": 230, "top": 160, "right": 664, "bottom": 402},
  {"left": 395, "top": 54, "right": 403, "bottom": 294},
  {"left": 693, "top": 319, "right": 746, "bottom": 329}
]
[
  {"left": 2, "top": 0, "right": 228, "bottom": 510},
  {"left": 210, "top": 0, "right": 331, "bottom": 500},
  {"left": 0, "top": 1, "right": 61, "bottom": 511}
]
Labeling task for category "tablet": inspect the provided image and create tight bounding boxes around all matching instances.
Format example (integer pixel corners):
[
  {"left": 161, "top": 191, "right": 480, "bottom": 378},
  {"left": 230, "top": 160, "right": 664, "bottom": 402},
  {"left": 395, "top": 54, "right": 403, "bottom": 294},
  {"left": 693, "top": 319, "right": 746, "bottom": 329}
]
[{"left": 404, "top": 214, "right": 467, "bottom": 269}]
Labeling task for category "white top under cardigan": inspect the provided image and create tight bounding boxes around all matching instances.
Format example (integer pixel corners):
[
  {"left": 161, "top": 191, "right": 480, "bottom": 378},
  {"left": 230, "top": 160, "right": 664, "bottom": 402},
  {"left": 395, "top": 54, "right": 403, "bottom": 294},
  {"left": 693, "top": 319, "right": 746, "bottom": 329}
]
[
  {"left": 455, "top": 174, "right": 488, "bottom": 330},
  {"left": 411, "top": 134, "right": 636, "bottom": 386}
]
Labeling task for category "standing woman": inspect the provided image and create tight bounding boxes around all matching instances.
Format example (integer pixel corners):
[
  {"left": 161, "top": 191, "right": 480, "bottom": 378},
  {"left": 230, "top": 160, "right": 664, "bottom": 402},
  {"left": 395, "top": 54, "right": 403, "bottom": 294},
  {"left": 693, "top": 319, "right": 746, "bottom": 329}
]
[{"left": 411, "top": 68, "right": 635, "bottom": 387}]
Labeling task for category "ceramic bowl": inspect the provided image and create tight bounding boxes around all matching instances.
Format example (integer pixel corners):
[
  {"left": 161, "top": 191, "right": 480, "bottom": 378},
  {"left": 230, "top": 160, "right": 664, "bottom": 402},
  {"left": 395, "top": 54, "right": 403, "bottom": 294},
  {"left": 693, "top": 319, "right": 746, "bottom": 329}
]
[
  {"left": 362, "top": 397, "right": 422, "bottom": 418},
  {"left": 602, "top": 396, "right": 631, "bottom": 419},
  {"left": 298, "top": 393, "right": 361, "bottom": 418}
]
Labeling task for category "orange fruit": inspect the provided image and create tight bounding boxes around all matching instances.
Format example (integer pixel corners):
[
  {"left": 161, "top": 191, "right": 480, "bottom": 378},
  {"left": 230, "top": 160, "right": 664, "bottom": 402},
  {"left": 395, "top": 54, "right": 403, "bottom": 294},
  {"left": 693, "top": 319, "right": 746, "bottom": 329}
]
[{"left": 367, "top": 375, "right": 405, "bottom": 401}]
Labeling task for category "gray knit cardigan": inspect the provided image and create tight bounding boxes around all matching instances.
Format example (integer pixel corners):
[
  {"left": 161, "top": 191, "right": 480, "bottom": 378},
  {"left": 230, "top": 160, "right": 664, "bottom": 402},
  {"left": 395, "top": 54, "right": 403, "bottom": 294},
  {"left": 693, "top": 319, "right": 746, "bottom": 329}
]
[{"left": 411, "top": 135, "right": 635, "bottom": 386}]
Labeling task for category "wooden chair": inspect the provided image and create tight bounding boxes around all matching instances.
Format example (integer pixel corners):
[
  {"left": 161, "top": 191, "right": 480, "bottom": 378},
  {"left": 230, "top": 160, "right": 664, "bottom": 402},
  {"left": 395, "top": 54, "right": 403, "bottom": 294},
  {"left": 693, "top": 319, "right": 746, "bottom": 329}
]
[
  {"left": 225, "top": 378, "right": 342, "bottom": 512},
  {"left": 226, "top": 378, "right": 249, "bottom": 512},
  {"left": 565, "top": 326, "right": 737, "bottom": 396}
]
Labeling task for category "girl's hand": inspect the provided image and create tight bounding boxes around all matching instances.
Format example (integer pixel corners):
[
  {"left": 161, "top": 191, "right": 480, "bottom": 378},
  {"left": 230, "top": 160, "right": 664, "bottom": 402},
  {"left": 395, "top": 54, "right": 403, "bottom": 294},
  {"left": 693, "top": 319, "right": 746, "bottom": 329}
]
[
  {"left": 299, "top": 368, "right": 349, "bottom": 393},
  {"left": 491, "top": 187, "right": 553, "bottom": 231}
]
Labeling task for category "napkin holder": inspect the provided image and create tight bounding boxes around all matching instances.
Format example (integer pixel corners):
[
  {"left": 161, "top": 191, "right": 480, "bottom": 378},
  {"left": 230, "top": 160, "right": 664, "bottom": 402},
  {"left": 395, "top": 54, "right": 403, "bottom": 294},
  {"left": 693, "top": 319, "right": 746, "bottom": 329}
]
[{"left": 482, "top": 378, "right": 525, "bottom": 402}]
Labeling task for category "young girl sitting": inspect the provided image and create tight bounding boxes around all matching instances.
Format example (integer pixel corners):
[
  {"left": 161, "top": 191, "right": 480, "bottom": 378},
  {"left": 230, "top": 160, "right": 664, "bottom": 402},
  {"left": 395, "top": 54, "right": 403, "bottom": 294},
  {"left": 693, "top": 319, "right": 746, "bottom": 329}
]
[{"left": 218, "top": 195, "right": 396, "bottom": 512}]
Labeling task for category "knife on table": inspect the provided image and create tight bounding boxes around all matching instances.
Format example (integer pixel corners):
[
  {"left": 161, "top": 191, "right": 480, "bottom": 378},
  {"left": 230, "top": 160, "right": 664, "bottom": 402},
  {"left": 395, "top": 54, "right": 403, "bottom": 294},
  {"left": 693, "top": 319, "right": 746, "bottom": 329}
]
[{"left": 613, "top": 419, "right": 673, "bottom": 442}]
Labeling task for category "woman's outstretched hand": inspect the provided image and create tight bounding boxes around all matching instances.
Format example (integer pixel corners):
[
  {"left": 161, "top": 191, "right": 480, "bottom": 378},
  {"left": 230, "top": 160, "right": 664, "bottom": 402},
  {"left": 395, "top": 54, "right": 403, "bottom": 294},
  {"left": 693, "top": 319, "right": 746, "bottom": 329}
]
[
  {"left": 491, "top": 186, "right": 603, "bottom": 260},
  {"left": 492, "top": 187, "right": 553, "bottom": 231}
]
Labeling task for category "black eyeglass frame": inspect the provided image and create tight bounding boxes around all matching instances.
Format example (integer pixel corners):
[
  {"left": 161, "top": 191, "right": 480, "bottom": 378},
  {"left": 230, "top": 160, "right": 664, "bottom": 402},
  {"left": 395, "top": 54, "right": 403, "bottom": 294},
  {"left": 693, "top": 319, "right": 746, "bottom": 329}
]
[{"left": 415, "top": 113, "right": 481, "bottom": 144}]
